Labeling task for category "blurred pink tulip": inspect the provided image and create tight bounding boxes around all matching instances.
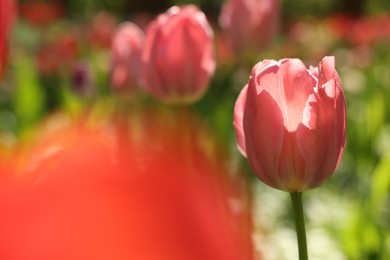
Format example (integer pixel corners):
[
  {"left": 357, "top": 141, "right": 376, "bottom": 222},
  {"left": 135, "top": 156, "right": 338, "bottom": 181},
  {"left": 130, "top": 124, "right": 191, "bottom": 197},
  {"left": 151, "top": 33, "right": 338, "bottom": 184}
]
[
  {"left": 0, "top": 0, "right": 16, "bottom": 78},
  {"left": 219, "top": 0, "right": 280, "bottom": 56},
  {"left": 234, "top": 56, "right": 347, "bottom": 191},
  {"left": 110, "top": 22, "right": 144, "bottom": 91},
  {"left": 141, "top": 5, "right": 216, "bottom": 104}
]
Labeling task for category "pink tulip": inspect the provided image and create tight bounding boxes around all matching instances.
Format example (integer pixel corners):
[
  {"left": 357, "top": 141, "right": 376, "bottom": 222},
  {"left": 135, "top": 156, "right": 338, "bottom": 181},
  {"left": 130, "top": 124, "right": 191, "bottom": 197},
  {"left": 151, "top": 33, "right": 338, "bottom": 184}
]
[
  {"left": 110, "top": 22, "right": 144, "bottom": 91},
  {"left": 219, "top": 0, "right": 280, "bottom": 56},
  {"left": 141, "top": 5, "right": 216, "bottom": 104},
  {"left": 234, "top": 56, "right": 347, "bottom": 191},
  {"left": 0, "top": 0, "right": 16, "bottom": 78}
]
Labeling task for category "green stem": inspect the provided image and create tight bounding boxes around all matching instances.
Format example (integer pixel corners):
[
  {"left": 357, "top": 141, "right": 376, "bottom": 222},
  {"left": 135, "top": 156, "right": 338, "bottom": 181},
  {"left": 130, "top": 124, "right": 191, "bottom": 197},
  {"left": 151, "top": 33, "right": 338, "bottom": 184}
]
[{"left": 290, "top": 192, "right": 308, "bottom": 260}]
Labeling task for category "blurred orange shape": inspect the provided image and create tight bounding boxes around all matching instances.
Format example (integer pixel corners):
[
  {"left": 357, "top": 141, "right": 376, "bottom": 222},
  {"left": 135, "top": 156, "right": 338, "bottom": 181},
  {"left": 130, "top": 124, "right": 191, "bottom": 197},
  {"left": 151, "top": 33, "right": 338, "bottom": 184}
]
[{"left": 0, "top": 108, "right": 254, "bottom": 260}]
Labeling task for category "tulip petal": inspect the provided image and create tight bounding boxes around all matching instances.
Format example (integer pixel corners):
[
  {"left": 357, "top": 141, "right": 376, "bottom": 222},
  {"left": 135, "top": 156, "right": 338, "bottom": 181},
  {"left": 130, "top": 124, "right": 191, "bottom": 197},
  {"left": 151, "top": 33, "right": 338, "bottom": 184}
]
[
  {"left": 159, "top": 17, "right": 192, "bottom": 96},
  {"left": 280, "top": 59, "right": 317, "bottom": 131},
  {"left": 256, "top": 59, "right": 316, "bottom": 132},
  {"left": 182, "top": 17, "right": 215, "bottom": 96},
  {"left": 234, "top": 60, "right": 277, "bottom": 158},
  {"left": 233, "top": 85, "right": 248, "bottom": 157},
  {"left": 277, "top": 130, "right": 306, "bottom": 191},
  {"left": 308, "top": 66, "right": 318, "bottom": 78},
  {"left": 219, "top": 0, "right": 252, "bottom": 53},
  {"left": 302, "top": 94, "right": 318, "bottom": 129},
  {"left": 111, "top": 22, "right": 144, "bottom": 90},
  {"left": 253, "top": 59, "right": 278, "bottom": 75},
  {"left": 244, "top": 81, "right": 284, "bottom": 189},
  {"left": 297, "top": 78, "right": 346, "bottom": 188},
  {"left": 317, "top": 56, "right": 340, "bottom": 88},
  {"left": 219, "top": 0, "right": 280, "bottom": 54},
  {"left": 142, "top": 18, "right": 165, "bottom": 96}
]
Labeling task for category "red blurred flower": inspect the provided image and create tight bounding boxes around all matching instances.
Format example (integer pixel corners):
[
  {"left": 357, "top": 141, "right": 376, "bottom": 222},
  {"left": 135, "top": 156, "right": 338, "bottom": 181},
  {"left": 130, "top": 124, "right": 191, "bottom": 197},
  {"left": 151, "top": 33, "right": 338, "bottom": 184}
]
[
  {"left": 88, "top": 12, "right": 117, "bottom": 50},
  {"left": 348, "top": 17, "right": 379, "bottom": 46},
  {"left": 37, "top": 34, "right": 79, "bottom": 75},
  {"left": 219, "top": 0, "right": 280, "bottom": 56},
  {"left": 234, "top": 57, "right": 347, "bottom": 191},
  {"left": 0, "top": 0, "right": 17, "bottom": 79},
  {"left": 326, "top": 14, "right": 390, "bottom": 46},
  {"left": 325, "top": 14, "right": 351, "bottom": 40},
  {"left": 377, "top": 15, "right": 390, "bottom": 41},
  {"left": 20, "top": 0, "right": 64, "bottom": 26},
  {"left": 0, "top": 108, "right": 254, "bottom": 259},
  {"left": 141, "top": 5, "right": 216, "bottom": 104},
  {"left": 110, "top": 22, "right": 144, "bottom": 91}
]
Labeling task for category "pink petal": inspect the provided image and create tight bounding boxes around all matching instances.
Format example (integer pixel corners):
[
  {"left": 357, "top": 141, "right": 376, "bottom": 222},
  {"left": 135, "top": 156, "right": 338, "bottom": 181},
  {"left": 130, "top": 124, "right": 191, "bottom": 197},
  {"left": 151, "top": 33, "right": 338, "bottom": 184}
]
[
  {"left": 234, "top": 59, "right": 279, "bottom": 158},
  {"left": 233, "top": 85, "right": 248, "bottom": 157},
  {"left": 277, "top": 130, "right": 306, "bottom": 191},
  {"left": 302, "top": 94, "right": 318, "bottom": 129},
  {"left": 333, "top": 81, "right": 347, "bottom": 169},
  {"left": 219, "top": 0, "right": 253, "bottom": 53},
  {"left": 252, "top": 59, "right": 278, "bottom": 76},
  {"left": 317, "top": 56, "right": 341, "bottom": 88},
  {"left": 219, "top": 0, "right": 280, "bottom": 54},
  {"left": 111, "top": 22, "right": 144, "bottom": 89},
  {"left": 141, "top": 18, "right": 164, "bottom": 95},
  {"left": 244, "top": 79, "right": 285, "bottom": 189},
  {"left": 296, "top": 78, "right": 347, "bottom": 189},
  {"left": 308, "top": 66, "right": 318, "bottom": 78},
  {"left": 256, "top": 59, "right": 316, "bottom": 132},
  {"left": 181, "top": 17, "right": 215, "bottom": 96}
]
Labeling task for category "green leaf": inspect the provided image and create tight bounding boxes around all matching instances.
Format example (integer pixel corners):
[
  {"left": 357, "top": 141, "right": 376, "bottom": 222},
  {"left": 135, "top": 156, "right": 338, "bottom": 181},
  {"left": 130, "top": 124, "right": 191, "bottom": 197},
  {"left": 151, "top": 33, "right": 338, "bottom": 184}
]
[{"left": 13, "top": 55, "right": 45, "bottom": 133}]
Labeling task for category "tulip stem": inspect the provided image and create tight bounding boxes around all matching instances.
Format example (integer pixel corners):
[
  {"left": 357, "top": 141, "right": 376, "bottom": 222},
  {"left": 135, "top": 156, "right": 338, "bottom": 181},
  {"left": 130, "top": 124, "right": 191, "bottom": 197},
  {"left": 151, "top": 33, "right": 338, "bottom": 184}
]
[{"left": 290, "top": 192, "right": 308, "bottom": 260}]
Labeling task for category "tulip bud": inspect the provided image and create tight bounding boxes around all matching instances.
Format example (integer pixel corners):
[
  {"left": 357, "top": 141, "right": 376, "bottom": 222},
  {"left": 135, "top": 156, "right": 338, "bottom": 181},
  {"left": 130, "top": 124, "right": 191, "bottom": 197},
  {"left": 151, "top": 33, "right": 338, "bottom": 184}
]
[
  {"left": 219, "top": 0, "right": 280, "bottom": 56},
  {"left": 141, "top": 5, "right": 216, "bottom": 104},
  {"left": 234, "top": 56, "right": 347, "bottom": 191},
  {"left": 110, "top": 22, "right": 144, "bottom": 91},
  {"left": 0, "top": 0, "right": 16, "bottom": 79}
]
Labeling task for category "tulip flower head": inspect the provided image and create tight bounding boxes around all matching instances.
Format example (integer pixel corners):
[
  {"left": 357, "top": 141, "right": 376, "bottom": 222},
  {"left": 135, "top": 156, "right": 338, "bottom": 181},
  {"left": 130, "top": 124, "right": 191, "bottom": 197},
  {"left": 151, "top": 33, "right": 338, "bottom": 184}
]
[
  {"left": 219, "top": 0, "right": 280, "bottom": 56},
  {"left": 110, "top": 22, "right": 144, "bottom": 91},
  {"left": 234, "top": 56, "right": 346, "bottom": 191},
  {"left": 141, "top": 5, "right": 216, "bottom": 104}
]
